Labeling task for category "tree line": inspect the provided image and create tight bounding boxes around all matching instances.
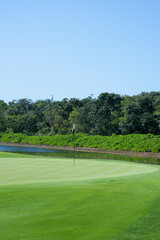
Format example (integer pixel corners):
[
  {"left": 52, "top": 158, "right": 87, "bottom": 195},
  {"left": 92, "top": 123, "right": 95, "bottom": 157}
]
[{"left": 0, "top": 91, "right": 160, "bottom": 136}]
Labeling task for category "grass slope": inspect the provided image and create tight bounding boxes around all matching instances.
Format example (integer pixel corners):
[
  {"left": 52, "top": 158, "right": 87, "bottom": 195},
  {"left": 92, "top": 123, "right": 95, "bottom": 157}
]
[
  {"left": 0, "top": 152, "right": 160, "bottom": 240},
  {"left": 113, "top": 201, "right": 160, "bottom": 240}
]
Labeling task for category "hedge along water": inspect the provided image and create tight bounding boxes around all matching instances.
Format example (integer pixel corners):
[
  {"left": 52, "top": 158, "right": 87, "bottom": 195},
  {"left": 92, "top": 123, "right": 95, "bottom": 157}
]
[
  {"left": 0, "top": 144, "right": 160, "bottom": 165},
  {"left": 0, "top": 132, "right": 160, "bottom": 153}
]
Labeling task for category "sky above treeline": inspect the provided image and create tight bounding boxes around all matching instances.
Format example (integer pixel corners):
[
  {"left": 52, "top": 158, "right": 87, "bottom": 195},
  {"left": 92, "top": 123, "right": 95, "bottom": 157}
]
[{"left": 0, "top": 0, "right": 160, "bottom": 103}]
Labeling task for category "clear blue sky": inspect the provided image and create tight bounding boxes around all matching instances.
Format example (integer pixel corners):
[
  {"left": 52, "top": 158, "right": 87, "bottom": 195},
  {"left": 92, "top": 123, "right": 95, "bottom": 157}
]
[{"left": 0, "top": 0, "right": 160, "bottom": 102}]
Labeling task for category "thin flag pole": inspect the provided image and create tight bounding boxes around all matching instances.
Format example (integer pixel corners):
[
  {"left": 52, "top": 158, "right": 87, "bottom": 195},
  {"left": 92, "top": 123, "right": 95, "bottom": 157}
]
[
  {"left": 72, "top": 124, "right": 75, "bottom": 166},
  {"left": 74, "top": 134, "right": 75, "bottom": 165}
]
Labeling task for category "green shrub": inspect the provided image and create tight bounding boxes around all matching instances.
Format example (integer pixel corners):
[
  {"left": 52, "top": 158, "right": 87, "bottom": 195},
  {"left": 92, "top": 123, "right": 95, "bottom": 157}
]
[{"left": 0, "top": 132, "right": 159, "bottom": 153}]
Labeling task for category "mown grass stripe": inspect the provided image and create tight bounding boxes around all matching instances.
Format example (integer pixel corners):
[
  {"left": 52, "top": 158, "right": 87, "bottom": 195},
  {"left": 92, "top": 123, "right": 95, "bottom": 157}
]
[{"left": 0, "top": 157, "right": 158, "bottom": 186}]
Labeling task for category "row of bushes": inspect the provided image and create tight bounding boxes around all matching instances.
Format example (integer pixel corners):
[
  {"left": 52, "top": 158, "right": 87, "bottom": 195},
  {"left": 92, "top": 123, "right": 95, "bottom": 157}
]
[{"left": 0, "top": 132, "right": 160, "bottom": 153}]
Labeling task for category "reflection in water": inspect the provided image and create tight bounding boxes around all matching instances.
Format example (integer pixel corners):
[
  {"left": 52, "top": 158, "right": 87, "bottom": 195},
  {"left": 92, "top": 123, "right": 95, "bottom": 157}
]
[{"left": 0, "top": 144, "right": 160, "bottom": 165}]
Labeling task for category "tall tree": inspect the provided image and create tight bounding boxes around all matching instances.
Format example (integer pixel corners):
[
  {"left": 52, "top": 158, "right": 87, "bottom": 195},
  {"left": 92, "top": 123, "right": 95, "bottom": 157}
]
[
  {"left": 95, "top": 93, "right": 122, "bottom": 135},
  {"left": 0, "top": 100, "right": 7, "bottom": 132}
]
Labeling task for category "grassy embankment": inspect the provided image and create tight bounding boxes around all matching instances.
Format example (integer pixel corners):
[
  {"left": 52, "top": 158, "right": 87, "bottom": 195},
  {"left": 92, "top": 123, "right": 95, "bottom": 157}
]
[
  {"left": 0, "top": 132, "right": 160, "bottom": 153},
  {"left": 0, "top": 151, "right": 160, "bottom": 240}
]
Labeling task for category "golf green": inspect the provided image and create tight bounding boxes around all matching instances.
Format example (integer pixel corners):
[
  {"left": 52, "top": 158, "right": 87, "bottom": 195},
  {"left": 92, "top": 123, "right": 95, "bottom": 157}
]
[
  {"left": 0, "top": 152, "right": 160, "bottom": 240},
  {"left": 0, "top": 156, "right": 157, "bottom": 185}
]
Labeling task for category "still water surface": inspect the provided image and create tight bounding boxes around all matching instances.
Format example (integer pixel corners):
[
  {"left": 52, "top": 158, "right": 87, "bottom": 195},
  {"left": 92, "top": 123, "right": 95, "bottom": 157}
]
[
  {"left": 0, "top": 144, "right": 65, "bottom": 153},
  {"left": 0, "top": 144, "right": 159, "bottom": 165}
]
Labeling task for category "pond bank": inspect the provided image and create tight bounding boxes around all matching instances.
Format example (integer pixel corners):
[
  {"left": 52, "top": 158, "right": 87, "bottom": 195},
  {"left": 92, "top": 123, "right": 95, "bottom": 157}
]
[{"left": 0, "top": 142, "right": 160, "bottom": 159}]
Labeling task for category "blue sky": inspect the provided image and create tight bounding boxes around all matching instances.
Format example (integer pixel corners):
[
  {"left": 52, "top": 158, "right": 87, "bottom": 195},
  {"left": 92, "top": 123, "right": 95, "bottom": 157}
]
[{"left": 0, "top": 0, "right": 160, "bottom": 102}]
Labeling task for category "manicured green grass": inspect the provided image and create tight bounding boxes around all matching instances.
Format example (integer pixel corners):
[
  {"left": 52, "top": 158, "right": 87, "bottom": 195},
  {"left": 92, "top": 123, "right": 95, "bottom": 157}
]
[{"left": 0, "top": 152, "right": 160, "bottom": 240}]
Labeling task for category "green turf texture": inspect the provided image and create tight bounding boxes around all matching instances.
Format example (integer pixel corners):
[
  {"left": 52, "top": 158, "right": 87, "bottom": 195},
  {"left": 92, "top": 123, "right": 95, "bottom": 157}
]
[{"left": 0, "top": 152, "right": 160, "bottom": 240}]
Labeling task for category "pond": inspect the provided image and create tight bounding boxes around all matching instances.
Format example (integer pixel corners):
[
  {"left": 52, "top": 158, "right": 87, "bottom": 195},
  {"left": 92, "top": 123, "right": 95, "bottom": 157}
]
[
  {"left": 0, "top": 144, "right": 67, "bottom": 153},
  {"left": 0, "top": 144, "right": 160, "bottom": 165}
]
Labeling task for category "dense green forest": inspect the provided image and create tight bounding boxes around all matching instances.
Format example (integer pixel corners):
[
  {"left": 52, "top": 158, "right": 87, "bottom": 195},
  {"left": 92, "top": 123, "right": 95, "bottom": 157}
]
[{"left": 0, "top": 91, "right": 160, "bottom": 136}]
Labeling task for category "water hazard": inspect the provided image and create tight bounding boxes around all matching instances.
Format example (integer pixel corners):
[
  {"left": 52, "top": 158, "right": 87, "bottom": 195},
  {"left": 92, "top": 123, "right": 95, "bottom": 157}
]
[
  {"left": 0, "top": 144, "right": 66, "bottom": 153},
  {"left": 0, "top": 144, "right": 160, "bottom": 165}
]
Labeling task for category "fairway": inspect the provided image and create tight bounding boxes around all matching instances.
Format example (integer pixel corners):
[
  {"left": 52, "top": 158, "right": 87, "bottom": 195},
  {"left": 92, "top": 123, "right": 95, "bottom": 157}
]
[{"left": 1, "top": 152, "right": 160, "bottom": 240}]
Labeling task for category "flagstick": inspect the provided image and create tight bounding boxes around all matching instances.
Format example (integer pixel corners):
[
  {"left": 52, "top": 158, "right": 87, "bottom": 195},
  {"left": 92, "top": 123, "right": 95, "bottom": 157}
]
[
  {"left": 72, "top": 123, "right": 76, "bottom": 166},
  {"left": 74, "top": 133, "right": 75, "bottom": 166}
]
